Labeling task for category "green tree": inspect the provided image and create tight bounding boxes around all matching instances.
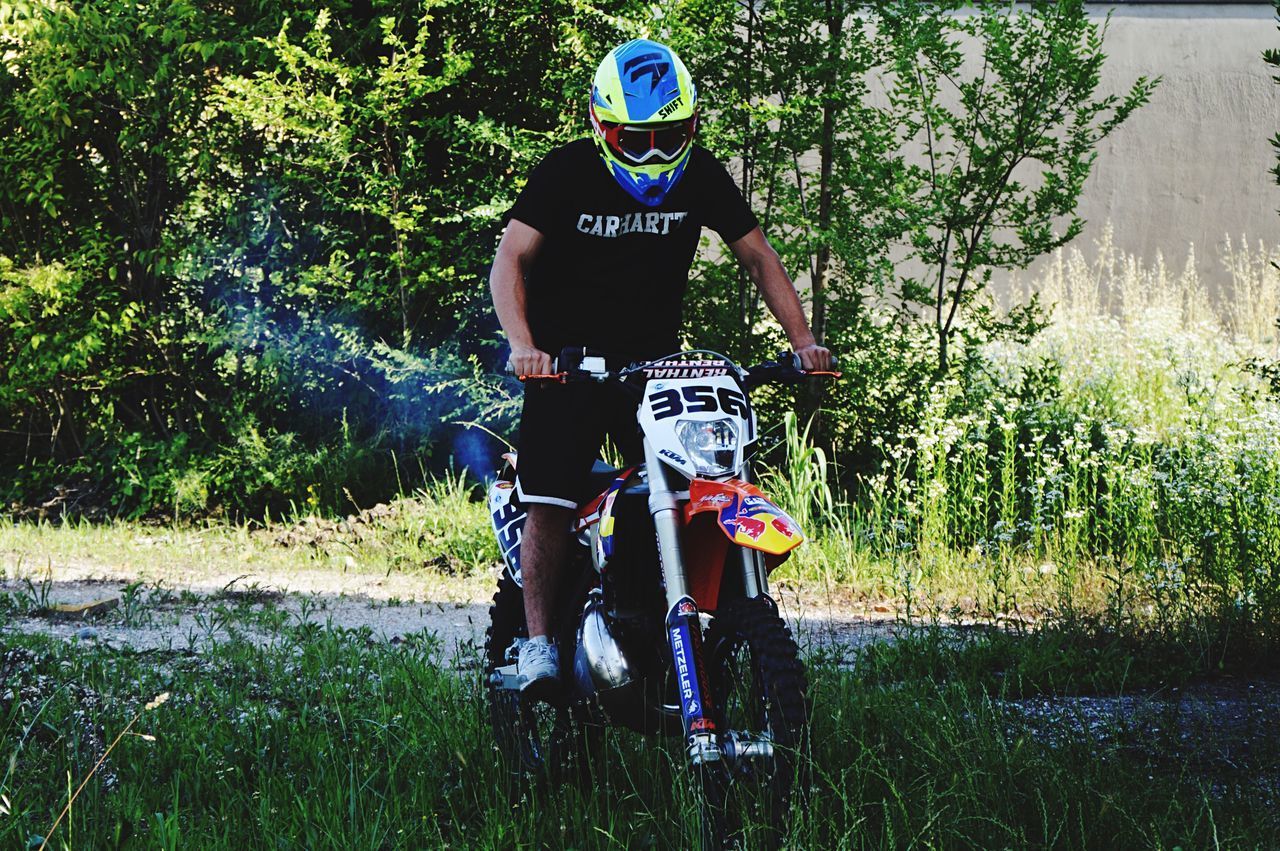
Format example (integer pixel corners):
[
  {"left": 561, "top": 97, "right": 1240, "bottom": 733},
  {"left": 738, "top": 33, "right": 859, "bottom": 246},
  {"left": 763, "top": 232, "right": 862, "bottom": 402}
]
[
  {"left": 879, "top": 0, "right": 1155, "bottom": 371},
  {"left": 195, "top": 0, "right": 644, "bottom": 471},
  {"left": 669, "top": 0, "right": 1152, "bottom": 470},
  {"left": 677, "top": 0, "right": 1153, "bottom": 376},
  {"left": 0, "top": 0, "right": 1154, "bottom": 515},
  {"left": 0, "top": 0, "right": 270, "bottom": 465},
  {"left": 0, "top": 0, "right": 645, "bottom": 514}
]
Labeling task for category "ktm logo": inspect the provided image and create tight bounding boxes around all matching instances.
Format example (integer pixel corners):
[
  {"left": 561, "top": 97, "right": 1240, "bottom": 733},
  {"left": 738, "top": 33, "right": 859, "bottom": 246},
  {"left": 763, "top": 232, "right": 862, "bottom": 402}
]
[{"left": 623, "top": 52, "right": 670, "bottom": 92}]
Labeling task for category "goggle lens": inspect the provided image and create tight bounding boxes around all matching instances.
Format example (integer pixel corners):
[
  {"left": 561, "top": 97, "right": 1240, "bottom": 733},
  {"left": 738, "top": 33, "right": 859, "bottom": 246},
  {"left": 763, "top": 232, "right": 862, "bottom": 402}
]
[{"left": 607, "top": 119, "right": 694, "bottom": 163}]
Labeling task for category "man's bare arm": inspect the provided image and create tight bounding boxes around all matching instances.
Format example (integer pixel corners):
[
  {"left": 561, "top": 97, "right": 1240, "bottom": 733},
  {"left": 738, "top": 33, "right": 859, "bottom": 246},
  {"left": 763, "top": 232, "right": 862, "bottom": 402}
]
[
  {"left": 490, "top": 219, "right": 553, "bottom": 377},
  {"left": 728, "top": 227, "right": 833, "bottom": 371}
]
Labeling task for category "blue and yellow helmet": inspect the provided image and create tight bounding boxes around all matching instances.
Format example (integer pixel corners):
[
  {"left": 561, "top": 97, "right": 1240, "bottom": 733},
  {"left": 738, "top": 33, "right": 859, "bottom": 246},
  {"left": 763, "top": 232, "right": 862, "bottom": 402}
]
[{"left": 589, "top": 39, "right": 698, "bottom": 207}]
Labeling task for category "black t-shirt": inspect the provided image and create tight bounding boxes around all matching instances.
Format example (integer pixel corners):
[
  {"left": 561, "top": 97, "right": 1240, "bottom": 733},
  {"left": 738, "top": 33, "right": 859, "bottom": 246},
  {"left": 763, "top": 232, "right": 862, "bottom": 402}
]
[{"left": 506, "top": 139, "right": 758, "bottom": 360}]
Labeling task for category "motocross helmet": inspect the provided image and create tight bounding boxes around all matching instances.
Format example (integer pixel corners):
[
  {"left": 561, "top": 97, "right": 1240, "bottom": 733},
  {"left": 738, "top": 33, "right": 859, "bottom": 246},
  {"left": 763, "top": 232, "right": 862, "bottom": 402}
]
[{"left": 589, "top": 39, "right": 698, "bottom": 207}]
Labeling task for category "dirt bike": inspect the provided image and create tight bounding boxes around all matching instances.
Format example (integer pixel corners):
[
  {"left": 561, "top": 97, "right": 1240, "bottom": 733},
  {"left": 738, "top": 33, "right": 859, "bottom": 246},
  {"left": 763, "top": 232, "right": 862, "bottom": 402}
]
[{"left": 484, "top": 347, "right": 838, "bottom": 848}]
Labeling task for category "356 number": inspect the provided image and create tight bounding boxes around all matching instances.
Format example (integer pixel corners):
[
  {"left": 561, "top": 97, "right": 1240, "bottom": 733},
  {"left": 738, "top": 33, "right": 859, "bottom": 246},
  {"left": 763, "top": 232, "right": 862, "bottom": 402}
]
[{"left": 648, "top": 386, "right": 748, "bottom": 420}]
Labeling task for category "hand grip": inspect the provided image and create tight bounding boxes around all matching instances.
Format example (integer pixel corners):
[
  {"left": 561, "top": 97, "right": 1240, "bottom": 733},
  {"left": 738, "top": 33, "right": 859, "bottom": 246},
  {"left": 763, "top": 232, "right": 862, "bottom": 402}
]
[
  {"left": 784, "top": 350, "right": 841, "bottom": 377},
  {"left": 506, "top": 355, "right": 561, "bottom": 382}
]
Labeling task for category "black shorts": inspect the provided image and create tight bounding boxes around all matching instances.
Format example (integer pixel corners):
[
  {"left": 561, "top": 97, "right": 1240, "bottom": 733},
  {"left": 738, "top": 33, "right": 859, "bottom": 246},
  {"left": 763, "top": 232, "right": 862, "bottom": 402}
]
[{"left": 514, "top": 380, "right": 644, "bottom": 508}]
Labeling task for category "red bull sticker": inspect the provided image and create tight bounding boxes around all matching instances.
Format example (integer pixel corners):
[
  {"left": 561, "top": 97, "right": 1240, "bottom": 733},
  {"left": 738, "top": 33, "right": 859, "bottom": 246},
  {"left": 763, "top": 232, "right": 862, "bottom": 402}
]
[
  {"left": 686, "top": 478, "right": 804, "bottom": 556},
  {"left": 728, "top": 508, "right": 803, "bottom": 553},
  {"left": 735, "top": 516, "right": 768, "bottom": 540}
]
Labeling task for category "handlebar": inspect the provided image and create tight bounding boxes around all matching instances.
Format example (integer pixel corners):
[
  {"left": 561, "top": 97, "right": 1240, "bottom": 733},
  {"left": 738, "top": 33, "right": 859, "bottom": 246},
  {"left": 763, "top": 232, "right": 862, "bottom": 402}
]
[
  {"left": 739, "top": 351, "right": 842, "bottom": 389},
  {"left": 507, "top": 348, "right": 840, "bottom": 388},
  {"left": 515, "top": 372, "right": 569, "bottom": 382}
]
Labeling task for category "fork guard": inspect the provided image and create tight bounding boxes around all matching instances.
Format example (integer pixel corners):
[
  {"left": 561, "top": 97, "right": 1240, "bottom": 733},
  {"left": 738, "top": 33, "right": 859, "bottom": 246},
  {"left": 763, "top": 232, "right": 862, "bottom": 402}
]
[{"left": 683, "top": 478, "right": 805, "bottom": 556}]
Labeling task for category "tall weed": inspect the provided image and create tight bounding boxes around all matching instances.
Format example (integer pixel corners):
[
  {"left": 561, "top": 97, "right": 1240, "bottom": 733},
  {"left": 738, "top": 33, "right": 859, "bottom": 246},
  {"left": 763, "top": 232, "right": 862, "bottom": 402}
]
[{"left": 764, "top": 235, "right": 1280, "bottom": 641}]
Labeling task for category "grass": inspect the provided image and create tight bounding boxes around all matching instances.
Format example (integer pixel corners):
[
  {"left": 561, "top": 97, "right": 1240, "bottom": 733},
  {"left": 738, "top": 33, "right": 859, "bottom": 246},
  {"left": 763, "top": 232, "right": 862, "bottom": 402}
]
[
  {"left": 764, "top": 235, "right": 1280, "bottom": 641},
  {"left": 2, "top": 613, "right": 1278, "bottom": 849},
  {"left": 0, "top": 473, "right": 497, "bottom": 601}
]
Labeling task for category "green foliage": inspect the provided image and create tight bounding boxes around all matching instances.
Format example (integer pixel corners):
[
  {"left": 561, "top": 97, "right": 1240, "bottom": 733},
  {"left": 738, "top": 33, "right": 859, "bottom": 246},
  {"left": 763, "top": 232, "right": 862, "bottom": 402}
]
[
  {"left": 760, "top": 241, "right": 1280, "bottom": 655},
  {"left": 0, "top": 0, "right": 310, "bottom": 514},
  {"left": 879, "top": 0, "right": 1156, "bottom": 370},
  {"left": 0, "top": 0, "right": 1155, "bottom": 522},
  {"left": 669, "top": 0, "right": 1156, "bottom": 375},
  {"left": 211, "top": 6, "right": 478, "bottom": 351},
  {"left": 667, "top": 0, "right": 1151, "bottom": 476},
  {"left": 668, "top": 0, "right": 896, "bottom": 357},
  {"left": 0, "top": 0, "right": 644, "bottom": 516},
  {"left": 0, "top": 258, "right": 137, "bottom": 434}
]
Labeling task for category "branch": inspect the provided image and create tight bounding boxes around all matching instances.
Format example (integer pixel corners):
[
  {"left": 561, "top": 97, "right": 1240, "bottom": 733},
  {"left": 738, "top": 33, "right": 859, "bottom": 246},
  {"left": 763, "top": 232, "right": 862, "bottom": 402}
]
[{"left": 913, "top": 63, "right": 939, "bottom": 188}]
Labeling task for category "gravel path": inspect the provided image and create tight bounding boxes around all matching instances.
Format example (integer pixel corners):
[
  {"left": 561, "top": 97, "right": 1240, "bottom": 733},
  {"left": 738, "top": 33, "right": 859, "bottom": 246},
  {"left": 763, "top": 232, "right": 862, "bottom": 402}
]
[
  {"left": 7, "top": 557, "right": 1279, "bottom": 790},
  {"left": 0, "top": 564, "right": 905, "bottom": 658}
]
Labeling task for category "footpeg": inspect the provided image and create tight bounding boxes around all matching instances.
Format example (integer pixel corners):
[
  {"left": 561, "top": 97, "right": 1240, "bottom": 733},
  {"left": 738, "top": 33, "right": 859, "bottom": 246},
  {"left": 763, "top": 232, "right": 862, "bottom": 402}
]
[{"left": 491, "top": 663, "right": 521, "bottom": 691}]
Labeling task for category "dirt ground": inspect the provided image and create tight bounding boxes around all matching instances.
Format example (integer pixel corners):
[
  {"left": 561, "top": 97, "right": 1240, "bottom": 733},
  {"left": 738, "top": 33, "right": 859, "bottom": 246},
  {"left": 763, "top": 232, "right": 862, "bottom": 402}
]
[
  {"left": 6, "top": 552, "right": 1280, "bottom": 791},
  {"left": 0, "top": 557, "right": 903, "bottom": 659}
]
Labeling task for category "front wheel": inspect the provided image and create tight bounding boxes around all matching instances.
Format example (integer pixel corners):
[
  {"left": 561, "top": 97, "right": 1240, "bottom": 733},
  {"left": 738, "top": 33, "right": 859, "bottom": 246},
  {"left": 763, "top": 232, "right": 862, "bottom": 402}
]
[{"left": 703, "top": 595, "right": 809, "bottom": 848}]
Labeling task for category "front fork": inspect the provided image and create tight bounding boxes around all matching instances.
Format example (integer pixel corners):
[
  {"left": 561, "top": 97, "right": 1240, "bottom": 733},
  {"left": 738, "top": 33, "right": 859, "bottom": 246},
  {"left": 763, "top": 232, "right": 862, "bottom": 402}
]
[
  {"left": 645, "top": 439, "right": 722, "bottom": 765},
  {"left": 737, "top": 462, "right": 771, "bottom": 601}
]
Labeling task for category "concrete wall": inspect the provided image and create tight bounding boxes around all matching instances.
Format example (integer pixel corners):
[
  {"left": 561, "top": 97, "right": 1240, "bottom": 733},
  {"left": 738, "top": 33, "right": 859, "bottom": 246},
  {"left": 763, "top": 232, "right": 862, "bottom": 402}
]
[{"left": 1053, "top": 4, "right": 1280, "bottom": 287}]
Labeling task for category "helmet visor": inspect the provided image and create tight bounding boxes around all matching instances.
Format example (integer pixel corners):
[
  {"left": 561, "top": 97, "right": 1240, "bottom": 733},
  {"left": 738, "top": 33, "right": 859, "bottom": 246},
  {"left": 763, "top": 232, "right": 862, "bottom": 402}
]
[{"left": 604, "top": 118, "right": 695, "bottom": 164}]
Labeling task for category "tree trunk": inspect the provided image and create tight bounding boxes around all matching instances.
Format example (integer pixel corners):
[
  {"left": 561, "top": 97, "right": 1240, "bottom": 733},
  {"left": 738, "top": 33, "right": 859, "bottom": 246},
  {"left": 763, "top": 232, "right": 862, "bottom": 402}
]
[
  {"left": 811, "top": 3, "right": 841, "bottom": 351},
  {"left": 802, "top": 2, "right": 842, "bottom": 427},
  {"left": 737, "top": 0, "right": 758, "bottom": 364}
]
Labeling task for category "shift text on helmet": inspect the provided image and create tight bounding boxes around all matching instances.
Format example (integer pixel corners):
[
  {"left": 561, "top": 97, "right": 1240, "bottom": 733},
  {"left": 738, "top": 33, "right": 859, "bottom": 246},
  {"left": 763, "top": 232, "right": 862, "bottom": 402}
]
[{"left": 657, "top": 95, "right": 685, "bottom": 119}]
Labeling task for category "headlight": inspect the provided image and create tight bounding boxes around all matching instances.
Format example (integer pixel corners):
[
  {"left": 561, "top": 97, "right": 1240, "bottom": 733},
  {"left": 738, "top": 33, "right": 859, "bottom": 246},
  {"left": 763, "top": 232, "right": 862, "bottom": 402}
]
[{"left": 676, "top": 418, "right": 739, "bottom": 476}]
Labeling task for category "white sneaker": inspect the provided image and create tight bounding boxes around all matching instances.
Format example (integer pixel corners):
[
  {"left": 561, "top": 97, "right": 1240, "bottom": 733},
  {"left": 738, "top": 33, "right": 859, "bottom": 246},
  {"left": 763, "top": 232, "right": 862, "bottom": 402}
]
[{"left": 518, "top": 638, "right": 560, "bottom": 700}]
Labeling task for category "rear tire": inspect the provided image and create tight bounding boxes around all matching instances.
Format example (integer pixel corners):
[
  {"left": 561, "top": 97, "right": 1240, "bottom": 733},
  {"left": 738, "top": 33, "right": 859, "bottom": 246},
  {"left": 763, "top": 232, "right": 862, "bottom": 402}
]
[{"left": 703, "top": 595, "right": 809, "bottom": 848}]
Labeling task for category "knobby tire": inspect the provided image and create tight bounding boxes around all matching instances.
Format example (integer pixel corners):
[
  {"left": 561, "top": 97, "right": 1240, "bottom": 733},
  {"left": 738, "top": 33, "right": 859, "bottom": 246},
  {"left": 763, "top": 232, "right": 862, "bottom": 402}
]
[{"left": 703, "top": 595, "right": 810, "bottom": 849}]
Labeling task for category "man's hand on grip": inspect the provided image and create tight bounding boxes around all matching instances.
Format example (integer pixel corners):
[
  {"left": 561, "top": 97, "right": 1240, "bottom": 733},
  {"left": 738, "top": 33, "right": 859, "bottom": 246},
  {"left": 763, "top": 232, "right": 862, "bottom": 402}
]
[
  {"left": 509, "top": 344, "right": 553, "bottom": 379},
  {"left": 794, "top": 343, "right": 833, "bottom": 372}
]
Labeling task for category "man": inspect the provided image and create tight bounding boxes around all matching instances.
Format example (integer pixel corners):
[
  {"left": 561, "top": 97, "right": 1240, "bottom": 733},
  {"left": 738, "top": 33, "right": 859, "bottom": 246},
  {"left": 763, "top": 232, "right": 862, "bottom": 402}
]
[{"left": 489, "top": 38, "right": 831, "bottom": 700}]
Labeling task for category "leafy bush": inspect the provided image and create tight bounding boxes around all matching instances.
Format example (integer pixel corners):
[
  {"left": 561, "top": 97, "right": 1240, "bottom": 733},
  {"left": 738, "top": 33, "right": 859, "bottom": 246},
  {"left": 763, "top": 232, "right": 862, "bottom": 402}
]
[{"left": 772, "top": 235, "right": 1280, "bottom": 646}]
